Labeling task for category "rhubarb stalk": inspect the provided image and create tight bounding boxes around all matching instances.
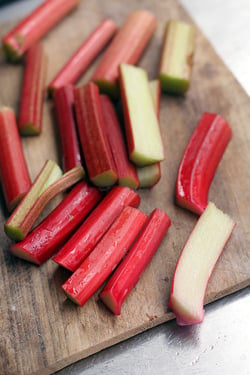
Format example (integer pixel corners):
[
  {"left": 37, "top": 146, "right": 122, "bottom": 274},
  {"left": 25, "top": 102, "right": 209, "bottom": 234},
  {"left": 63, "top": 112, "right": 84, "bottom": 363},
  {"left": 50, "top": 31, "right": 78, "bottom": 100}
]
[
  {"left": 0, "top": 107, "right": 31, "bottom": 212},
  {"left": 176, "top": 113, "right": 232, "bottom": 215},
  {"left": 99, "top": 208, "right": 171, "bottom": 315},
  {"left": 53, "top": 186, "right": 140, "bottom": 271},
  {"left": 9, "top": 181, "right": 102, "bottom": 265},
  {"left": 62, "top": 206, "right": 147, "bottom": 306}
]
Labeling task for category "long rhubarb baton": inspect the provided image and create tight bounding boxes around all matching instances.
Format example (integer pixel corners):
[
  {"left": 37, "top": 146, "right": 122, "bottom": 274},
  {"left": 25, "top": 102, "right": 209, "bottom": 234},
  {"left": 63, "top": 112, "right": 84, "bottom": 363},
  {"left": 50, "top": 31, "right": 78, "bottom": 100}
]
[
  {"left": 53, "top": 186, "right": 140, "bottom": 271},
  {"left": 9, "top": 182, "right": 102, "bottom": 265},
  {"left": 99, "top": 208, "right": 171, "bottom": 315},
  {"left": 2, "top": 0, "right": 79, "bottom": 62},
  {"left": 62, "top": 206, "right": 147, "bottom": 306},
  {"left": 48, "top": 19, "right": 117, "bottom": 94},
  {"left": 176, "top": 113, "right": 232, "bottom": 215},
  {"left": 0, "top": 107, "right": 31, "bottom": 212},
  {"left": 18, "top": 43, "right": 47, "bottom": 135}
]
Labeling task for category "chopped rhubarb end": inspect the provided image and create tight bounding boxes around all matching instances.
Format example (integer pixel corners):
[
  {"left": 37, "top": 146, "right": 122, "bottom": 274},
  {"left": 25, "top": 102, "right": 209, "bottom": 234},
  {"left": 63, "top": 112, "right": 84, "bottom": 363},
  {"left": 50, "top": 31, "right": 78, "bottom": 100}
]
[
  {"left": 99, "top": 291, "right": 120, "bottom": 315},
  {"left": 18, "top": 123, "right": 41, "bottom": 136},
  {"left": 9, "top": 244, "right": 41, "bottom": 265},
  {"left": 118, "top": 176, "right": 139, "bottom": 190},
  {"left": 90, "top": 169, "right": 118, "bottom": 188},
  {"left": 137, "top": 163, "right": 161, "bottom": 188},
  {"left": 93, "top": 78, "right": 120, "bottom": 100},
  {"left": 159, "top": 74, "right": 189, "bottom": 95},
  {"left": 2, "top": 40, "right": 22, "bottom": 62}
]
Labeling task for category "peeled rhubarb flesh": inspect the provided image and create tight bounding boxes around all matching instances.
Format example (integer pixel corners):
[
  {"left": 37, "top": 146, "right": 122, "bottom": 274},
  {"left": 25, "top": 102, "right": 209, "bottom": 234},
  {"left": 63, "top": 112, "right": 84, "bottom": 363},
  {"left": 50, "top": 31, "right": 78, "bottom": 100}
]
[
  {"left": 176, "top": 113, "right": 232, "bottom": 215},
  {"left": 168, "top": 202, "right": 235, "bottom": 326}
]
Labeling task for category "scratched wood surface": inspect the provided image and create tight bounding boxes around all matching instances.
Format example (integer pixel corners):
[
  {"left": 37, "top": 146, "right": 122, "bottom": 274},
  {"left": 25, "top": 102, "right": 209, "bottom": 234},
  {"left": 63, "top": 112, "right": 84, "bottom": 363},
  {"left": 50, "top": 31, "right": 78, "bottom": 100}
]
[{"left": 0, "top": 1, "right": 249, "bottom": 374}]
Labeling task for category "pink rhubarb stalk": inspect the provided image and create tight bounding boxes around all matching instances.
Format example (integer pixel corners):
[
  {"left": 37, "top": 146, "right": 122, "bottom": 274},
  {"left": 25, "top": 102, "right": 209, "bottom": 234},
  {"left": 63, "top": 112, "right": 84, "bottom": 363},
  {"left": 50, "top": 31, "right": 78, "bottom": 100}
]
[
  {"left": 99, "top": 208, "right": 171, "bottom": 315},
  {"left": 0, "top": 107, "right": 31, "bottom": 212},
  {"left": 9, "top": 181, "right": 102, "bottom": 265},
  {"left": 53, "top": 186, "right": 140, "bottom": 271},
  {"left": 48, "top": 18, "right": 117, "bottom": 93},
  {"left": 62, "top": 206, "right": 147, "bottom": 306},
  {"left": 176, "top": 113, "right": 232, "bottom": 215}
]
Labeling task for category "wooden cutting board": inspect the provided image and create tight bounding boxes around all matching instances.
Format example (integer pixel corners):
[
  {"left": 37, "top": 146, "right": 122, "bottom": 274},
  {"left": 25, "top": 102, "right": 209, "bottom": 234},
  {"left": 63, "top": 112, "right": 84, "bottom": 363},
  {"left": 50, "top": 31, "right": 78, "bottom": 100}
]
[{"left": 0, "top": 1, "right": 249, "bottom": 374}]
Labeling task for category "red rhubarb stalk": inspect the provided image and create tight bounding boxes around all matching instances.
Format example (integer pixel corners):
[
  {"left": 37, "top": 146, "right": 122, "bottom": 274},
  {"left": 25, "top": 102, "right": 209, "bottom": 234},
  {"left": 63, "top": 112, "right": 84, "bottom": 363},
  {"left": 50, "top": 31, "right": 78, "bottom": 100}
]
[
  {"left": 18, "top": 43, "right": 47, "bottom": 135},
  {"left": 99, "top": 208, "right": 171, "bottom": 315},
  {"left": 92, "top": 10, "right": 157, "bottom": 98},
  {"left": 53, "top": 186, "right": 140, "bottom": 271},
  {"left": 100, "top": 95, "right": 139, "bottom": 189},
  {"left": 2, "top": 0, "right": 79, "bottom": 61},
  {"left": 74, "top": 82, "right": 117, "bottom": 187},
  {"left": 53, "top": 85, "right": 83, "bottom": 172},
  {"left": 62, "top": 206, "right": 147, "bottom": 306},
  {"left": 176, "top": 113, "right": 232, "bottom": 215},
  {"left": 9, "top": 182, "right": 102, "bottom": 265},
  {"left": 48, "top": 19, "right": 117, "bottom": 93},
  {"left": 0, "top": 107, "right": 31, "bottom": 212}
]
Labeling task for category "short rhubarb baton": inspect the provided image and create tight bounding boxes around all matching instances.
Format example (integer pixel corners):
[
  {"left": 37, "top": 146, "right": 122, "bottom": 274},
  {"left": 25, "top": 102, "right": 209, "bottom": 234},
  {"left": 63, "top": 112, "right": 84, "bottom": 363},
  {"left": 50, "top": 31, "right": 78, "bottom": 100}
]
[
  {"left": 137, "top": 163, "right": 161, "bottom": 188},
  {"left": 74, "top": 82, "right": 117, "bottom": 187},
  {"left": 62, "top": 206, "right": 147, "bottom": 306},
  {"left": 168, "top": 202, "right": 235, "bottom": 325},
  {"left": 48, "top": 19, "right": 117, "bottom": 93},
  {"left": 9, "top": 182, "right": 102, "bottom": 265},
  {"left": 99, "top": 208, "right": 171, "bottom": 315},
  {"left": 92, "top": 10, "right": 157, "bottom": 98},
  {"left": 2, "top": 0, "right": 79, "bottom": 61},
  {"left": 18, "top": 43, "right": 47, "bottom": 135},
  {"left": 176, "top": 113, "right": 232, "bottom": 215},
  {"left": 0, "top": 107, "right": 31, "bottom": 212},
  {"left": 53, "top": 186, "right": 140, "bottom": 271}
]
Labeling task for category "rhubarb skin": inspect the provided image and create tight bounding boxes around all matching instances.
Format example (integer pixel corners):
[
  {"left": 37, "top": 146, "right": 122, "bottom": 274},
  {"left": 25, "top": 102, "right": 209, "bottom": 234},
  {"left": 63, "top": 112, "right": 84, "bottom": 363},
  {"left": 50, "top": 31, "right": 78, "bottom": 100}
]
[
  {"left": 53, "top": 186, "right": 140, "bottom": 271},
  {"left": 119, "top": 63, "right": 165, "bottom": 166},
  {"left": 74, "top": 82, "right": 118, "bottom": 187},
  {"left": 159, "top": 20, "right": 196, "bottom": 94},
  {"left": 18, "top": 43, "right": 47, "bottom": 135},
  {"left": 176, "top": 113, "right": 232, "bottom": 215},
  {"left": 9, "top": 181, "right": 102, "bottom": 265},
  {"left": 92, "top": 10, "right": 157, "bottom": 99},
  {"left": 53, "top": 85, "right": 83, "bottom": 172},
  {"left": 2, "top": 0, "right": 79, "bottom": 62},
  {"left": 62, "top": 206, "right": 147, "bottom": 306},
  {"left": 168, "top": 202, "right": 235, "bottom": 326},
  {"left": 100, "top": 95, "right": 139, "bottom": 189},
  {"left": 48, "top": 19, "right": 117, "bottom": 94},
  {"left": 0, "top": 107, "right": 31, "bottom": 212},
  {"left": 99, "top": 208, "right": 171, "bottom": 315}
]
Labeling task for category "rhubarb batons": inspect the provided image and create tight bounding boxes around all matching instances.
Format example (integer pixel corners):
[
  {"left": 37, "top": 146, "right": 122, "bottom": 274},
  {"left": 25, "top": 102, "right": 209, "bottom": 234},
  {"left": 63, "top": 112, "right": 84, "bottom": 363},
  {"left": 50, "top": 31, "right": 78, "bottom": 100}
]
[
  {"left": 176, "top": 113, "right": 232, "bottom": 215},
  {"left": 18, "top": 43, "right": 47, "bottom": 135},
  {"left": 74, "top": 82, "right": 118, "bottom": 187},
  {"left": 0, "top": 107, "right": 31, "bottom": 212}
]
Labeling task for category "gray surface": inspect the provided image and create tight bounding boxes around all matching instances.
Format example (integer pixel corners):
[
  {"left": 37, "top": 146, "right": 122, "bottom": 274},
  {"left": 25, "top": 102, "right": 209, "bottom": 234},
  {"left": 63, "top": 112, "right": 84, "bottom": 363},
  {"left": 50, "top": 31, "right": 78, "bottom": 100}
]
[{"left": 1, "top": 1, "right": 250, "bottom": 374}]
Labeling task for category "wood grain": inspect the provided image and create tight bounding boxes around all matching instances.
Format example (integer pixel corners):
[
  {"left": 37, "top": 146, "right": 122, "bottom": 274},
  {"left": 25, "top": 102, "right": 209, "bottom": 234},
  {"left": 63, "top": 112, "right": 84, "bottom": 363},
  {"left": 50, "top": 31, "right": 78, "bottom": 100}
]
[{"left": 0, "top": 1, "right": 249, "bottom": 374}]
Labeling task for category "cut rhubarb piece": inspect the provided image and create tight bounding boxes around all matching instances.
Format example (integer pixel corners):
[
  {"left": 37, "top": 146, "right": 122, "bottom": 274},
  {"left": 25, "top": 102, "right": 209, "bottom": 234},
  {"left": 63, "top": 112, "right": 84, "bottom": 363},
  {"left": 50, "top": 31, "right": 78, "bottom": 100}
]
[
  {"left": 176, "top": 113, "right": 232, "bottom": 215},
  {"left": 92, "top": 10, "right": 157, "bottom": 98},
  {"left": 0, "top": 107, "right": 31, "bottom": 212},
  {"left": 53, "top": 85, "right": 83, "bottom": 172},
  {"left": 53, "top": 186, "right": 140, "bottom": 271},
  {"left": 120, "top": 64, "right": 165, "bottom": 166},
  {"left": 5, "top": 162, "right": 85, "bottom": 241},
  {"left": 99, "top": 208, "right": 171, "bottom": 315},
  {"left": 137, "top": 163, "right": 161, "bottom": 188},
  {"left": 100, "top": 95, "right": 139, "bottom": 189},
  {"left": 48, "top": 19, "right": 117, "bottom": 94},
  {"left": 168, "top": 202, "right": 235, "bottom": 326},
  {"left": 2, "top": 0, "right": 79, "bottom": 62},
  {"left": 9, "top": 182, "right": 102, "bottom": 265},
  {"left": 62, "top": 206, "right": 147, "bottom": 306},
  {"left": 74, "top": 82, "right": 117, "bottom": 187},
  {"left": 158, "top": 20, "right": 196, "bottom": 94},
  {"left": 18, "top": 43, "right": 47, "bottom": 135},
  {"left": 149, "top": 79, "right": 161, "bottom": 120}
]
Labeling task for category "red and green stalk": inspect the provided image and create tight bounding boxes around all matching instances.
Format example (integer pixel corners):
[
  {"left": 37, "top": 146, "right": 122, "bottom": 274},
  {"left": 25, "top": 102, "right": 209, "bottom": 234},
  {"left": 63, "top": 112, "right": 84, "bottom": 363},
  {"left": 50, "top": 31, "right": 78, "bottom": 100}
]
[
  {"left": 176, "top": 113, "right": 232, "bottom": 215},
  {"left": 62, "top": 206, "right": 147, "bottom": 306},
  {"left": 9, "top": 182, "right": 102, "bottom": 265},
  {"left": 2, "top": 0, "right": 80, "bottom": 62},
  {"left": 0, "top": 107, "right": 31, "bottom": 212},
  {"left": 99, "top": 208, "right": 171, "bottom": 315},
  {"left": 48, "top": 18, "right": 117, "bottom": 93},
  {"left": 18, "top": 43, "right": 47, "bottom": 135},
  {"left": 74, "top": 82, "right": 117, "bottom": 187},
  {"left": 53, "top": 186, "right": 140, "bottom": 272}
]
